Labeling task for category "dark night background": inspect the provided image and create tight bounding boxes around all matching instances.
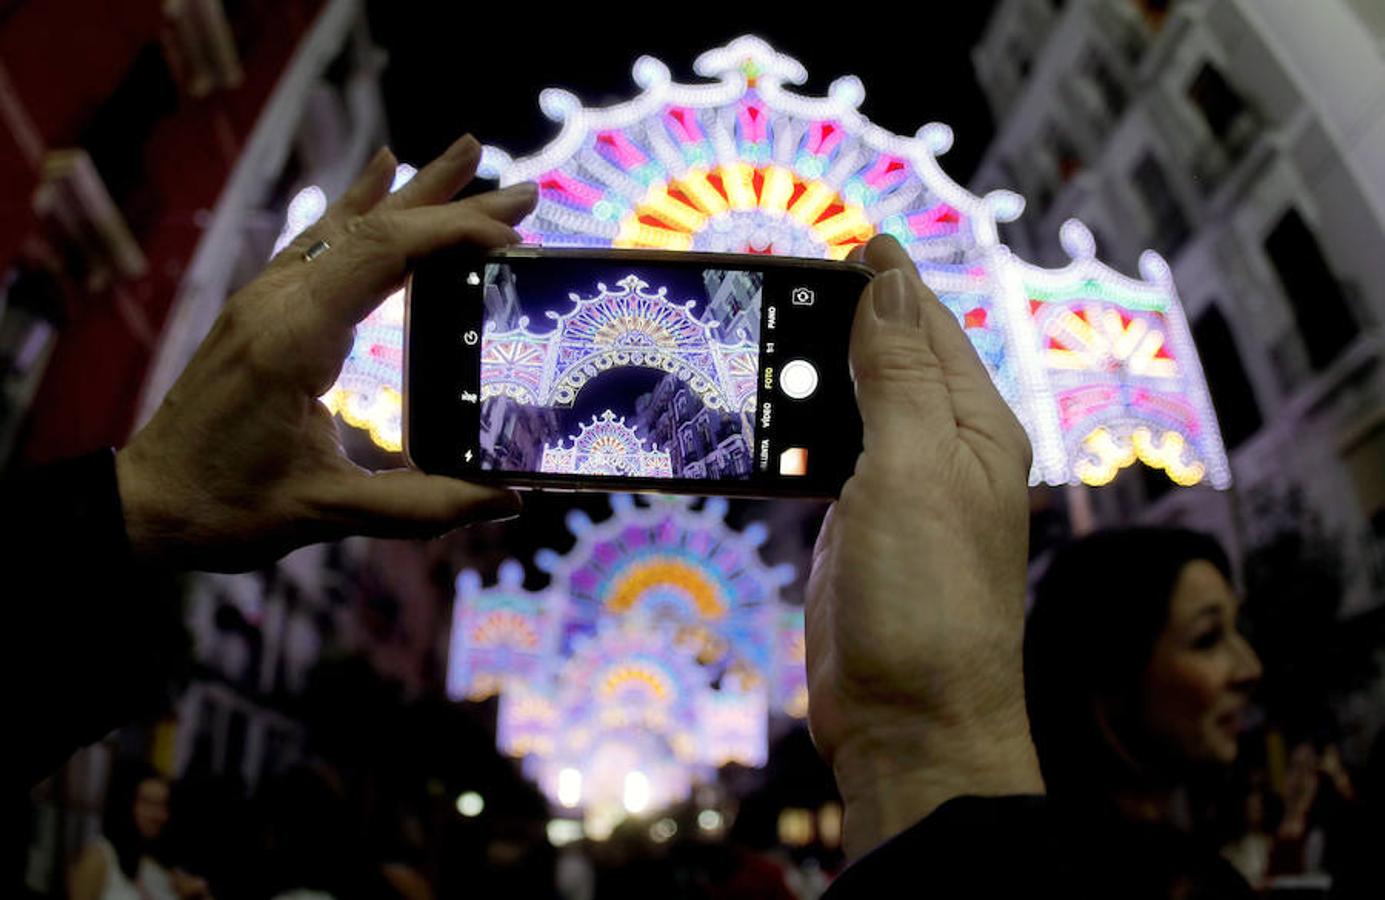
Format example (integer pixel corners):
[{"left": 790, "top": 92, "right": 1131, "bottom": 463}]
[{"left": 366, "top": 13, "right": 1000, "bottom": 189}]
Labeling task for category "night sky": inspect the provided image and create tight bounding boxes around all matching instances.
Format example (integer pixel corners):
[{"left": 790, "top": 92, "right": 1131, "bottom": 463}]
[
  {"left": 366, "top": 10, "right": 1001, "bottom": 189},
  {"left": 494, "top": 261, "right": 721, "bottom": 334},
  {"left": 564, "top": 366, "right": 665, "bottom": 433}
]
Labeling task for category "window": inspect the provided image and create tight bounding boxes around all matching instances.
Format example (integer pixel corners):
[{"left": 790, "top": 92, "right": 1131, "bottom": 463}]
[
  {"left": 1135, "top": 0, "right": 1171, "bottom": 31},
  {"left": 1187, "top": 64, "right": 1247, "bottom": 143},
  {"left": 1045, "top": 124, "right": 1083, "bottom": 182},
  {"left": 1008, "top": 36, "right": 1034, "bottom": 81},
  {"left": 79, "top": 45, "right": 179, "bottom": 215},
  {"left": 1087, "top": 53, "right": 1126, "bottom": 117},
  {"left": 1343, "top": 420, "right": 1385, "bottom": 528},
  {"left": 1263, "top": 209, "right": 1356, "bottom": 371},
  {"left": 1192, "top": 305, "right": 1262, "bottom": 450},
  {"left": 1131, "top": 154, "right": 1189, "bottom": 258}
]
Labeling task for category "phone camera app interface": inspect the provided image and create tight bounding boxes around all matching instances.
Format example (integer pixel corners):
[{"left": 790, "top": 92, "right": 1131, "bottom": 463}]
[{"left": 477, "top": 263, "right": 763, "bottom": 481}]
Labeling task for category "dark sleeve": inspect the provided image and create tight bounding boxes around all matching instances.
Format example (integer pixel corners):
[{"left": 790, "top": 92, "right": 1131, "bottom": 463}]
[
  {"left": 6, "top": 449, "right": 188, "bottom": 790},
  {"left": 822, "top": 795, "right": 1258, "bottom": 899},
  {"left": 822, "top": 796, "right": 1077, "bottom": 898}
]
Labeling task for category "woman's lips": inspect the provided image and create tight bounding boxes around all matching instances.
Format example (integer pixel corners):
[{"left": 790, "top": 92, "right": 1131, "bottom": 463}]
[{"left": 1215, "top": 707, "right": 1245, "bottom": 734}]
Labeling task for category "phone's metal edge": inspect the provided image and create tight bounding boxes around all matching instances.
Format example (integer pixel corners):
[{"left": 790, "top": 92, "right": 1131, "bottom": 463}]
[
  {"left": 401, "top": 268, "right": 419, "bottom": 471},
  {"left": 500, "top": 245, "right": 875, "bottom": 277}
]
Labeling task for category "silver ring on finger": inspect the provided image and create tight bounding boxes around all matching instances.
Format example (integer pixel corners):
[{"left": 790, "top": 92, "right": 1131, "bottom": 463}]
[{"left": 302, "top": 239, "right": 333, "bottom": 262}]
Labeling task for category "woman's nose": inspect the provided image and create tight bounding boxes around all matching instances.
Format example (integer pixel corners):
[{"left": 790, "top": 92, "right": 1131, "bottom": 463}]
[{"left": 1231, "top": 632, "right": 1262, "bottom": 686}]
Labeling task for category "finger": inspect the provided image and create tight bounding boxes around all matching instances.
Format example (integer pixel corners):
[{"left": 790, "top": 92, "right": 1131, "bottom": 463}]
[
  {"left": 308, "top": 190, "right": 536, "bottom": 328},
  {"left": 378, "top": 134, "right": 481, "bottom": 211},
  {"left": 318, "top": 469, "right": 522, "bottom": 539},
  {"left": 273, "top": 147, "right": 396, "bottom": 266},
  {"left": 336, "top": 146, "right": 400, "bottom": 217},
  {"left": 460, "top": 184, "right": 542, "bottom": 226},
  {"left": 855, "top": 235, "right": 1029, "bottom": 471},
  {"left": 846, "top": 244, "right": 868, "bottom": 265},
  {"left": 849, "top": 266, "right": 957, "bottom": 467},
  {"left": 861, "top": 235, "right": 992, "bottom": 388}
]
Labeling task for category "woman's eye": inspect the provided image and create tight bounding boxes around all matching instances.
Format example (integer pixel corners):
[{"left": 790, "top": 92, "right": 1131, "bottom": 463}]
[{"left": 1192, "top": 628, "right": 1222, "bottom": 650}]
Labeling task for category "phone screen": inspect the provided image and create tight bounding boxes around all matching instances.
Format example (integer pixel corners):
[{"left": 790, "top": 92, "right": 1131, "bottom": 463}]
[{"left": 406, "top": 248, "right": 867, "bottom": 498}]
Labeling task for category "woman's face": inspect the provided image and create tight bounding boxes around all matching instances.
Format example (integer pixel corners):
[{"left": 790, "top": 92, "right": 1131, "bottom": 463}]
[
  {"left": 1138, "top": 560, "right": 1262, "bottom": 767},
  {"left": 132, "top": 778, "right": 171, "bottom": 841}
]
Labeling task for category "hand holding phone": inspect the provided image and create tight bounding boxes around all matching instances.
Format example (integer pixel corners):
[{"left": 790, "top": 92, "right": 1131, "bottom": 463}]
[{"left": 406, "top": 248, "right": 869, "bottom": 498}]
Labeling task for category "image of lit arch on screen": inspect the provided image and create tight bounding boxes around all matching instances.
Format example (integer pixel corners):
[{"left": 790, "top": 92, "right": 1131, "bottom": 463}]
[{"left": 478, "top": 264, "right": 762, "bottom": 480}]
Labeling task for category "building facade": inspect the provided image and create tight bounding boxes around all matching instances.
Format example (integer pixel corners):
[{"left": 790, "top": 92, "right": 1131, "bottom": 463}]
[
  {"left": 972, "top": 0, "right": 1385, "bottom": 614},
  {"left": 8, "top": 2, "right": 405, "bottom": 890}
]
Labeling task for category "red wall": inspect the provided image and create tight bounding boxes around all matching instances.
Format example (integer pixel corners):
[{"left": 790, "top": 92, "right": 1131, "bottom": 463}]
[{"left": 1, "top": 0, "right": 323, "bottom": 463}]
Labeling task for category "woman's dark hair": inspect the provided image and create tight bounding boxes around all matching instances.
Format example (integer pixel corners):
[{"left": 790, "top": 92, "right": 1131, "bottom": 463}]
[
  {"left": 1024, "top": 527, "right": 1232, "bottom": 801},
  {"left": 102, "top": 760, "right": 168, "bottom": 879}
]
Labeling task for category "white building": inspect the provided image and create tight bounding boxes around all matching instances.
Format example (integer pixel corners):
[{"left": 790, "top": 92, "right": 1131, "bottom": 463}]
[{"left": 972, "top": 0, "right": 1385, "bottom": 613}]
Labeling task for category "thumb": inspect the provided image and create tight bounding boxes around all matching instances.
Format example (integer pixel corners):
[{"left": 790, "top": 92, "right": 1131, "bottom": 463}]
[
  {"left": 849, "top": 268, "right": 958, "bottom": 466},
  {"left": 325, "top": 469, "right": 521, "bottom": 539}
]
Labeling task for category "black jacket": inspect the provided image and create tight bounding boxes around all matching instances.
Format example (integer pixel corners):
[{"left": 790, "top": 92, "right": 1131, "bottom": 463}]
[
  {"left": 9, "top": 450, "right": 185, "bottom": 789},
  {"left": 824, "top": 795, "right": 1255, "bottom": 899}
]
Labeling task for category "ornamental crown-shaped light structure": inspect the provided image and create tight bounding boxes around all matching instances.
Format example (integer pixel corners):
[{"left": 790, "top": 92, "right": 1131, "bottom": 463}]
[
  {"left": 448, "top": 494, "right": 802, "bottom": 824},
  {"left": 278, "top": 35, "right": 1228, "bottom": 489}
]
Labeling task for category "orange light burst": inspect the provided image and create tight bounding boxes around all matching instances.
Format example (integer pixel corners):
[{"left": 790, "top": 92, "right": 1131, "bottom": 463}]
[
  {"left": 604, "top": 557, "right": 726, "bottom": 620},
  {"left": 614, "top": 164, "right": 875, "bottom": 259}
]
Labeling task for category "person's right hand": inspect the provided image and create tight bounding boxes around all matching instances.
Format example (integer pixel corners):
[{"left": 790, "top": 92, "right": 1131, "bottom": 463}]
[
  {"left": 116, "top": 136, "right": 536, "bottom": 572},
  {"left": 805, "top": 235, "right": 1044, "bottom": 859}
]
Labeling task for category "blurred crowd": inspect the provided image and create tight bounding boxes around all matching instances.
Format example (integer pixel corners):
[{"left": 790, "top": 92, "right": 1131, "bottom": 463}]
[{"left": 23, "top": 524, "right": 1382, "bottom": 900}]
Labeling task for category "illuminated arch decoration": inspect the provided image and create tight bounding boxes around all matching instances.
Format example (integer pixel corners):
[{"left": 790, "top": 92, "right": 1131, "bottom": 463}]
[
  {"left": 481, "top": 274, "right": 759, "bottom": 414},
  {"left": 1013, "top": 221, "right": 1229, "bottom": 488},
  {"left": 774, "top": 607, "right": 809, "bottom": 719},
  {"left": 294, "top": 36, "right": 1228, "bottom": 488},
  {"left": 446, "top": 560, "right": 564, "bottom": 702},
  {"left": 540, "top": 409, "right": 674, "bottom": 477},
  {"left": 450, "top": 494, "right": 806, "bottom": 818},
  {"left": 511, "top": 618, "right": 710, "bottom": 827},
  {"left": 548, "top": 618, "right": 706, "bottom": 757},
  {"left": 535, "top": 494, "right": 795, "bottom": 677}
]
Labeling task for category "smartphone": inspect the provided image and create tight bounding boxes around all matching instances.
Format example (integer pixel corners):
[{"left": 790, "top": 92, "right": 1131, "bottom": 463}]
[{"left": 405, "top": 247, "right": 869, "bottom": 498}]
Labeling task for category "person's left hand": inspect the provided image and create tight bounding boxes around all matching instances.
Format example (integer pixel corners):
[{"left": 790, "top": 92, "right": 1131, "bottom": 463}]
[{"left": 116, "top": 136, "right": 537, "bottom": 572}]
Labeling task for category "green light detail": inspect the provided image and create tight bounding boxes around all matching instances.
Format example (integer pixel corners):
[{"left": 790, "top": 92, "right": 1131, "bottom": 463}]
[{"left": 1026, "top": 277, "right": 1171, "bottom": 312}]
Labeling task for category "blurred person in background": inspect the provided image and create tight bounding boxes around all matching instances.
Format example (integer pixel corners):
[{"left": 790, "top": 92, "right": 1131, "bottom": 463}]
[
  {"left": 670, "top": 795, "right": 796, "bottom": 900},
  {"left": 1023, "top": 528, "right": 1264, "bottom": 898},
  {"left": 1329, "top": 728, "right": 1385, "bottom": 899},
  {"left": 258, "top": 763, "right": 417, "bottom": 900},
  {"left": 1269, "top": 740, "right": 1358, "bottom": 884},
  {"left": 68, "top": 762, "right": 211, "bottom": 900},
  {"left": 1219, "top": 772, "right": 1281, "bottom": 888}
]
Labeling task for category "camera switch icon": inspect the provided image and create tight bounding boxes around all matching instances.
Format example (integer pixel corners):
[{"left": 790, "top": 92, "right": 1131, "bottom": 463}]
[{"left": 791, "top": 286, "right": 815, "bottom": 306}]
